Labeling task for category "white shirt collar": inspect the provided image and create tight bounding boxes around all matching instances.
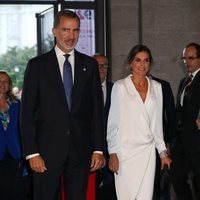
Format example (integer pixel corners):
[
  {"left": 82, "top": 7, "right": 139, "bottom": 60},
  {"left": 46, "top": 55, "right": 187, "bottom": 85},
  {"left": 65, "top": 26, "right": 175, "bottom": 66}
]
[
  {"left": 101, "top": 79, "right": 106, "bottom": 87},
  {"left": 190, "top": 68, "right": 200, "bottom": 79},
  {"left": 55, "top": 45, "right": 74, "bottom": 57},
  {"left": 54, "top": 45, "right": 75, "bottom": 81}
]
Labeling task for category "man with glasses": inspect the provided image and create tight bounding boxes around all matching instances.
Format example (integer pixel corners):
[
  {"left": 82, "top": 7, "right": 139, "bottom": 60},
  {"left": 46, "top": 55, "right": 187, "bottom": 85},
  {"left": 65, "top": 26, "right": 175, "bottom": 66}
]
[
  {"left": 93, "top": 54, "right": 117, "bottom": 200},
  {"left": 171, "top": 43, "right": 200, "bottom": 200}
]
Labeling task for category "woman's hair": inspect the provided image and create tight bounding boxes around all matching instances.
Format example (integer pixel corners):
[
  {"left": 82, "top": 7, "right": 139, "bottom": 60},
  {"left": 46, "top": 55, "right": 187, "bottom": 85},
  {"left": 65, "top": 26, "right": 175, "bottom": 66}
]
[
  {"left": 126, "top": 44, "right": 153, "bottom": 66},
  {"left": 0, "top": 70, "right": 16, "bottom": 101}
]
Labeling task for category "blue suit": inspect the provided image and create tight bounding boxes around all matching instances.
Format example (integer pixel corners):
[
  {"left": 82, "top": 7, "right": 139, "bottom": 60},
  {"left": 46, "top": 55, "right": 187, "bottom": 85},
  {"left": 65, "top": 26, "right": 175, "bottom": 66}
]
[
  {"left": 0, "top": 99, "right": 25, "bottom": 200},
  {"left": 0, "top": 100, "right": 21, "bottom": 160}
]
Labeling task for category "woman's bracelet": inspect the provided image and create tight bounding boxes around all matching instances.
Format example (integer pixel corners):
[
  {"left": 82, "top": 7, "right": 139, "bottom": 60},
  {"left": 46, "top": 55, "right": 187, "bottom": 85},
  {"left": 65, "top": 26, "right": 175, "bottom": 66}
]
[{"left": 159, "top": 150, "right": 168, "bottom": 158}]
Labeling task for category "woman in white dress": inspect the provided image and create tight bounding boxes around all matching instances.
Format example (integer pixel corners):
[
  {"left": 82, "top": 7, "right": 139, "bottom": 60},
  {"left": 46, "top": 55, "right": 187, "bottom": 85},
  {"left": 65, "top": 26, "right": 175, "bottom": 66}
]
[{"left": 107, "top": 44, "right": 172, "bottom": 200}]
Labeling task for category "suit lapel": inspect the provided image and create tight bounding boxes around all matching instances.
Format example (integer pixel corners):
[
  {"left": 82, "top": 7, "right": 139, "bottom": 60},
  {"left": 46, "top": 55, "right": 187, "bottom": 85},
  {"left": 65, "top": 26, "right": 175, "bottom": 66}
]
[
  {"left": 186, "top": 70, "right": 200, "bottom": 103},
  {"left": 0, "top": 114, "right": 6, "bottom": 133},
  {"left": 125, "top": 75, "right": 151, "bottom": 126},
  {"left": 46, "top": 50, "right": 69, "bottom": 111},
  {"left": 104, "top": 82, "right": 112, "bottom": 111},
  {"left": 71, "top": 51, "right": 87, "bottom": 113},
  {"left": 178, "top": 70, "right": 200, "bottom": 106},
  {"left": 145, "top": 78, "right": 156, "bottom": 112},
  {"left": 0, "top": 101, "right": 18, "bottom": 132},
  {"left": 177, "top": 77, "right": 187, "bottom": 106}
]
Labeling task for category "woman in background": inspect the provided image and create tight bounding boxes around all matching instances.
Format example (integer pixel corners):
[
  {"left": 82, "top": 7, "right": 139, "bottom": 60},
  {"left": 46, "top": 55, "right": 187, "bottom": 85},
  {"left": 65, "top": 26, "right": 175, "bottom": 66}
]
[
  {"left": 107, "top": 44, "right": 171, "bottom": 200},
  {"left": 0, "top": 70, "right": 22, "bottom": 200}
]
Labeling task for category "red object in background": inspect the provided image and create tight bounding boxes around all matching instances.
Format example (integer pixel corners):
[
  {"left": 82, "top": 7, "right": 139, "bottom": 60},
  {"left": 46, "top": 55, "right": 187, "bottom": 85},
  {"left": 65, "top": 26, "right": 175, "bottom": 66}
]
[{"left": 61, "top": 173, "right": 96, "bottom": 200}]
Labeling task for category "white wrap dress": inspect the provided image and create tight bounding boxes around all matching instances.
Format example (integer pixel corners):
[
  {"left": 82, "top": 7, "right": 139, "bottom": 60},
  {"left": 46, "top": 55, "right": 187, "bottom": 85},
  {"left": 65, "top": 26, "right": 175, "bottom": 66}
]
[{"left": 107, "top": 75, "right": 166, "bottom": 200}]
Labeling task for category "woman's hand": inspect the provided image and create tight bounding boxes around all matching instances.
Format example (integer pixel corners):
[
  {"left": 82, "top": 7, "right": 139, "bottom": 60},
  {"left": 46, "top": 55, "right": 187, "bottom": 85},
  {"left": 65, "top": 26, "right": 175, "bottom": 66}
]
[
  {"left": 160, "top": 156, "right": 172, "bottom": 170},
  {"left": 196, "top": 118, "right": 200, "bottom": 130},
  {"left": 109, "top": 153, "right": 119, "bottom": 174}
]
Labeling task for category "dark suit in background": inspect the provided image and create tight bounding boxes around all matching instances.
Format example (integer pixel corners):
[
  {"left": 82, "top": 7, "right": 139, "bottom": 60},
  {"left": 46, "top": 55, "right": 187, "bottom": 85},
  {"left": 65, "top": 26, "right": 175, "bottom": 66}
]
[
  {"left": 96, "top": 81, "right": 117, "bottom": 200},
  {"left": 104, "top": 82, "right": 113, "bottom": 131},
  {"left": 151, "top": 75, "right": 176, "bottom": 200},
  {"left": 21, "top": 10, "right": 104, "bottom": 200},
  {"left": 151, "top": 76, "right": 175, "bottom": 144},
  {"left": 171, "top": 43, "right": 200, "bottom": 200},
  {"left": 93, "top": 54, "right": 117, "bottom": 200}
]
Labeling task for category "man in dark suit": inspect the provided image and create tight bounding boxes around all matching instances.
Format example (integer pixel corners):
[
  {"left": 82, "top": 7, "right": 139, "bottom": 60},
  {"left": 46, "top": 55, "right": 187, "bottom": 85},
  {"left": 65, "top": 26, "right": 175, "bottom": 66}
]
[
  {"left": 150, "top": 75, "right": 175, "bottom": 200},
  {"left": 93, "top": 54, "right": 117, "bottom": 200},
  {"left": 20, "top": 10, "right": 104, "bottom": 200},
  {"left": 171, "top": 43, "right": 200, "bottom": 200}
]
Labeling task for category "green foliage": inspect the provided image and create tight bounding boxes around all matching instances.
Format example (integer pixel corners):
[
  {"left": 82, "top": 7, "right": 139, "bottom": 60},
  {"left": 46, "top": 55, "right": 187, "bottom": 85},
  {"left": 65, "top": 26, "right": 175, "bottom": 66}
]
[{"left": 0, "top": 46, "right": 36, "bottom": 89}]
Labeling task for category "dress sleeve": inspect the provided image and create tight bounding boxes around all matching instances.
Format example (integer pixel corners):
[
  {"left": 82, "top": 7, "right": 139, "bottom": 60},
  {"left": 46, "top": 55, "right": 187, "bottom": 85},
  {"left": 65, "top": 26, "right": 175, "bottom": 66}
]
[
  {"left": 153, "top": 83, "right": 167, "bottom": 154},
  {"left": 107, "top": 83, "right": 121, "bottom": 154}
]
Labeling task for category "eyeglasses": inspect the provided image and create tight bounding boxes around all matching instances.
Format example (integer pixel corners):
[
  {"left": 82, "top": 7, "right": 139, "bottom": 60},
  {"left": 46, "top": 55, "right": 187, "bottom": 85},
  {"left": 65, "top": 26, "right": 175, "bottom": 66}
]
[
  {"left": 98, "top": 64, "right": 108, "bottom": 69},
  {"left": 181, "top": 56, "right": 199, "bottom": 62}
]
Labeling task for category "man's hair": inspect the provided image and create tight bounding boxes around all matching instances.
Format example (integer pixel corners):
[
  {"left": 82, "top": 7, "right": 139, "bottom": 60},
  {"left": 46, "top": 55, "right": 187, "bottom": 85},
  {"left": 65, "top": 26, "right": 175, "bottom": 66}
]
[
  {"left": 93, "top": 53, "right": 107, "bottom": 59},
  {"left": 185, "top": 42, "right": 200, "bottom": 58},
  {"left": 53, "top": 10, "right": 80, "bottom": 28},
  {"left": 92, "top": 53, "right": 109, "bottom": 65}
]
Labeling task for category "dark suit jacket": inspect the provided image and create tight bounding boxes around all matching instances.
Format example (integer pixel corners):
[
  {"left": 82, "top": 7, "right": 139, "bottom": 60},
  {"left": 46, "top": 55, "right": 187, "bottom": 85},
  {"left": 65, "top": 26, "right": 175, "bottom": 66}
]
[
  {"left": 96, "top": 81, "right": 115, "bottom": 198},
  {"left": 0, "top": 100, "right": 21, "bottom": 160},
  {"left": 20, "top": 48, "right": 104, "bottom": 170},
  {"left": 151, "top": 76, "right": 176, "bottom": 143},
  {"left": 104, "top": 81, "right": 113, "bottom": 134},
  {"left": 175, "top": 70, "right": 200, "bottom": 151},
  {"left": 101, "top": 81, "right": 113, "bottom": 156},
  {"left": 103, "top": 82, "right": 114, "bottom": 160}
]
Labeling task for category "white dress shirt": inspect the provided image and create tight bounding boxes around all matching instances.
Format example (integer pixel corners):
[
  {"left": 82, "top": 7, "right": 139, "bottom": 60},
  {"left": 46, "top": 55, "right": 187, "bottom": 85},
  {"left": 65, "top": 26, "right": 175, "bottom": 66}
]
[
  {"left": 54, "top": 45, "right": 75, "bottom": 82},
  {"left": 101, "top": 79, "right": 107, "bottom": 106}
]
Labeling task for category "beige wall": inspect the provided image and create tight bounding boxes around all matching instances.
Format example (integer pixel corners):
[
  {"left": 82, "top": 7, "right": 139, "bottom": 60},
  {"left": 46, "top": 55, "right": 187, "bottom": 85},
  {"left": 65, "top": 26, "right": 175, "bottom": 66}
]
[{"left": 109, "top": 0, "right": 200, "bottom": 97}]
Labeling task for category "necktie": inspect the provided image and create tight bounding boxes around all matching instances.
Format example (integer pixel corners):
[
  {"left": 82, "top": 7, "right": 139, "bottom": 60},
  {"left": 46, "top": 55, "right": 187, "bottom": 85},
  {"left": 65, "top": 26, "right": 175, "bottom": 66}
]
[
  {"left": 183, "top": 74, "right": 193, "bottom": 105},
  {"left": 63, "top": 54, "right": 73, "bottom": 110}
]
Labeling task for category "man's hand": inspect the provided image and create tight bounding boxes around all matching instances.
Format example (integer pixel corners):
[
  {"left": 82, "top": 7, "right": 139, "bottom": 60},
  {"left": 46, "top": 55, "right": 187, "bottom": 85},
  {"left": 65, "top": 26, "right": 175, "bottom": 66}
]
[
  {"left": 90, "top": 153, "right": 105, "bottom": 172},
  {"left": 29, "top": 155, "right": 47, "bottom": 173},
  {"left": 109, "top": 153, "right": 119, "bottom": 175}
]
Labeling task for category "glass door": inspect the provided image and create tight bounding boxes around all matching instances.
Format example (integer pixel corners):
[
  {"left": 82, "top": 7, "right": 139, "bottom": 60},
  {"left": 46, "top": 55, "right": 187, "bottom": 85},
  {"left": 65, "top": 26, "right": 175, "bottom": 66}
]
[{"left": 36, "top": 6, "right": 54, "bottom": 55}]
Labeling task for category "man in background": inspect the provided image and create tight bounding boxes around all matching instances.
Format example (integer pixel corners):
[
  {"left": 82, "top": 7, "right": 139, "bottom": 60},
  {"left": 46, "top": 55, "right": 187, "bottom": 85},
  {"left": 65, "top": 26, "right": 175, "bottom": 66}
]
[
  {"left": 93, "top": 54, "right": 117, "bottom": 200},
  {"left": 171, "top": 42, "right": 200, "bottom": 200}
]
